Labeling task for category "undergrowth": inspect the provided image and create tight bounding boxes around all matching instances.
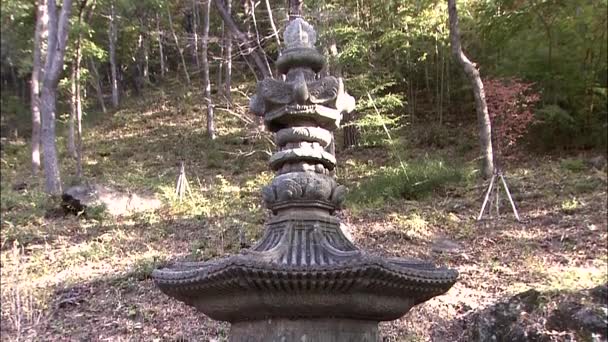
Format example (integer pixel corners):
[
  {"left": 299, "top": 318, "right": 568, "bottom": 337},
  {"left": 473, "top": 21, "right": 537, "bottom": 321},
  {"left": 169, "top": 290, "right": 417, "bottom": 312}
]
[{"left": 349, "top": 158, "right": 470, "bottom": 206}]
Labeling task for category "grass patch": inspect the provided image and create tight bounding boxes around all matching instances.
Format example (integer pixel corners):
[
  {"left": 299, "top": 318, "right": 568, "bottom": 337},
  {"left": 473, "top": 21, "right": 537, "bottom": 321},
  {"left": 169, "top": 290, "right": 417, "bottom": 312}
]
[
  {"left": 348, "top": 158, "right": 469, "bottom": 205},
  {"left": 560, "top": 158, "right": 586, "bottom": 173}
]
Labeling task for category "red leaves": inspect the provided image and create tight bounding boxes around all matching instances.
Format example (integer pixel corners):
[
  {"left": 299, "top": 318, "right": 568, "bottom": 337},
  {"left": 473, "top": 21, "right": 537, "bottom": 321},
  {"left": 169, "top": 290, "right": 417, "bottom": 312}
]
[{"left": 485, "top": 77, "right": 541, "bottom": 159}]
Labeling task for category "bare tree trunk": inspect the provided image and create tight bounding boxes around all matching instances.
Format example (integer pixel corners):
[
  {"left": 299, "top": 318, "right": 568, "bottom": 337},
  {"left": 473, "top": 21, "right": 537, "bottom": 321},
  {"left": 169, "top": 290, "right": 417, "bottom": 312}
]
[
  {"left": 250, "top": 0, "right": 273, "bottom": 78},
  {"left": 68, "top": 0, "right": 87, "bottom": 178},
  {"left": 76, "top": 63, "right": 83, "bottom": 179},
  {"left": 217, "top": 20, "right": 224, "bottom": 96},
  {"left": 202, "top": 0, "right": 214, "bottom": 139},
  {"left": 31, "top": 0, "right": 48, "bottom": 174},
  {"left": 156, "top": 13, "right": 165, "bottom": 78},
  {"left": 109, "top": 0, "right": 119, "bottom": 107},
  {"left": 192, "top": 0, "right": 200, "bottom": 69},
  {"left": 167, "top": 6, "right": 191, "bottom": 85},
  {"left": 68, "top": 63, "right": 77, "bottom": 158},
  {"left": 224, "top": 0, "right": 232, "bottom": 100},
  {"left": 213, "top": 0, "right": 272, "bottom": 79},
  {"left": 88, "top": 58, "right": 106, "bottom": 113},
  {"left": 41, "top": 0, "right": 73, "bottom": 195},
  {"left": 139, "top": 21, "right": 150, "bottom": 85},
  {"left": 264, "top": 0, "right": 281, "bottom": 53},
  {"left": 447, "top": 0, "right": 493, "bottom": 179}
]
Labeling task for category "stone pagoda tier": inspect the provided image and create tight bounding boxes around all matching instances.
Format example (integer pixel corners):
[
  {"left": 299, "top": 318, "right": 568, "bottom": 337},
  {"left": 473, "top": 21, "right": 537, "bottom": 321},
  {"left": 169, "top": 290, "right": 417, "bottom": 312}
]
[{"left": 153, "top": 18, "right": 458, "bottom": 342}]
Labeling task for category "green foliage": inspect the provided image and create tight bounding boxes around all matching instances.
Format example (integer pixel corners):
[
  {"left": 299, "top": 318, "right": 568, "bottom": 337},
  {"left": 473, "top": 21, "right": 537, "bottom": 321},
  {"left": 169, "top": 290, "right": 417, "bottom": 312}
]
[
  {"left": 560, "top": 158, "right": 586, "bottom": 173},
  {"left": 349, "top": 158, "right": 468, "bottom": 205},
  {"left": 474, "top": 0, "right": 607, "bottom": 150},
  {"left": 128, "top": 254, "right": 166, "bottom": 281}
]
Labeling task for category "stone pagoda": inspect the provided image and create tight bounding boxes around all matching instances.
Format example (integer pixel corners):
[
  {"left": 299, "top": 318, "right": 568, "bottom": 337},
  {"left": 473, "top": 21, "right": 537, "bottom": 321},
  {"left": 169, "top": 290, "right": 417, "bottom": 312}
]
[{"left": 153, "top": 18, "right": 458, "bottom": 341}]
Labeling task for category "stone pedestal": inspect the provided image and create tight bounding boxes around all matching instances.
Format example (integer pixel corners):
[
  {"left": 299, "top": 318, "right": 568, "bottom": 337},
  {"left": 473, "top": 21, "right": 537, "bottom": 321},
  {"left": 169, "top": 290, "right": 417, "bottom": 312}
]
[{"left": 230, "top": 319, "right": 378, "bottom": 342}]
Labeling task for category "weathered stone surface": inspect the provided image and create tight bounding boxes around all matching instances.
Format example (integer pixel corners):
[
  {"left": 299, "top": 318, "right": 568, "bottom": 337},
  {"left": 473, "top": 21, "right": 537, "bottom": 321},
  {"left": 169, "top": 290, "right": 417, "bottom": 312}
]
[
  {"left": 275, "top": 127, "right": 333, "bottom": 147},
  {"left": 269, "top": 148, "right": 336, "bottom": 171},
  {"left": 262, "top": 172, "right": 345, "bottom": 211}
]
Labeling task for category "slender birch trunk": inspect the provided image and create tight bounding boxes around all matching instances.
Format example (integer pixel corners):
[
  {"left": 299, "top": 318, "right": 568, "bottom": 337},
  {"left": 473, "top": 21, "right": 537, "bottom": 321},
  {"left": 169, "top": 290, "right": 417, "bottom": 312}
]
[
  {"left": 88, "top": 58, "right": 106, "bottom": 113},
  {"left": 224, "top": 0, "right": 232, "bottom": 99},
  {"left": 447, "top": 0, "right": 494, "bottom": 178},
  {"left": 167, "top": 6, "right": 191, "bottom": 85},
  {"left": 109, "top": 0, "right": 119, "bottom": 107},
  {"left": 264, "top": 0, "right": 281, "bottom": 53},
  {"left": 250, "top": 0, "right": 273, "bottom": 78},
  {"left": 213, "top": 0, "right": 271, "bottom": 79},
  {"left": 31, "top": 0, "right": 48, "bottom": 174},
  {"left": 138, "top": 20, "right": 150, "bottom": 85},
  {"left": 40, "top": 0, "right": 73, "bottom": 195},
  {"left": 202, "top": 0, "right": 214, "bottom": 139},
  {"left": 217, "top": 20, "right": 224, "bottom": 96},
  {"left": 156, "top": 13, "right": 165, "bottom": 78},
  {"left": 68, "top": 63, "right": 77, "bottom": 158},
  {"left": 192, "top": 0, "right": 200, "bottom": 69}
]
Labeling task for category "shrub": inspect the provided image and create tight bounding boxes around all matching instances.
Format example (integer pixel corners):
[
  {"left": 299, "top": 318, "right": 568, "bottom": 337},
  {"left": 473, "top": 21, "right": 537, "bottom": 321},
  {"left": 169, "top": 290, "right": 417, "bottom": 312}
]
[
  {"left": 485, "top": 77, "right": 540, "bottom": 158},
  {"left": 349, "top": 158, "right": 467, "bottom": 204},
  {"left": 560, "top": 159, "right": 586, "bottom": 173}
]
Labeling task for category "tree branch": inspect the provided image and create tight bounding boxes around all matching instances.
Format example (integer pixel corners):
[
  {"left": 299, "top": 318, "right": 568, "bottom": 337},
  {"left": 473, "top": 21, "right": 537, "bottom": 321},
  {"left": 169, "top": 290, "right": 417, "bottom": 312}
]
[{"left": 213, "top": 0, "right": 272, "bottom": 78}]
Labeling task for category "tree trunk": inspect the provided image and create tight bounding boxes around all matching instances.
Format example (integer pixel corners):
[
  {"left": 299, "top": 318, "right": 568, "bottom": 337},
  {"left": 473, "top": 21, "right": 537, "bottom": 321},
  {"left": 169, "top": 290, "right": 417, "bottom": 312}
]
[
  {"left": 88, "top": 57, "right": 106, "bottom": 113},
  {"left": 217, "top": 20, "right": 224, "bottom": 96},
  {"left": 156, "top": 13, "right": 165, "bottom": 78},
  {"left": 250, "top": 0, "right": 273, "bottom": 78},
  {"left": 72, "top": 0, "right": 88, "bottom": 178},
  {"left": 41, "top": 0, "right": 73, "bottom": 195},
  {"left": 109, "top": 0, "right": 119, "bottom": 107},
  {"left": 138, "top": 21, "right": 150, "bottom": 85},
  {"left": 202, "top": 0, "right": 214, "bottom": 139},
  {"left": 213, "top": 0, "right": 272, "bottom": 79},
  {"left": 167, "top": 5, "right": 191, "bottom": 85},
  {"left": 447, "top": 0, "right": 494, "bottom": 179},
  {"left": 68, "top": 63, "right": 77, "bottom": 158},
  {"left": 224, "top": 0, "right": 232, "bottom": 100},
  {"left": 192, "top": 0, "right": 200, "bottom": 69},
  {"left": 31, "top": 0, "right": 48, "bottom": 174},
  {"left": 264, "top": 0, "right": 281, "bottom": 54}
]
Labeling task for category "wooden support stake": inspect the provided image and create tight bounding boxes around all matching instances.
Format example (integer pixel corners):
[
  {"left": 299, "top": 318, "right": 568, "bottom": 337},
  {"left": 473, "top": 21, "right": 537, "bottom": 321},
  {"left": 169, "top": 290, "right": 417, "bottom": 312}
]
[
  {"left": 478, "top": 173, "right": 495, "bottom": 221},
  {"left": 499, "top": 173, "right": 520, "bottom": 222}
]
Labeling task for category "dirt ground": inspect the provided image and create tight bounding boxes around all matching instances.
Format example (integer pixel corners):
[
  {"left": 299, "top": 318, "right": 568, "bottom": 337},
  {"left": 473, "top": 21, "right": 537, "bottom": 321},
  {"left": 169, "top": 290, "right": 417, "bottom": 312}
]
[{"left": 1, "top": 90, "right": 606, "bottom": 341}]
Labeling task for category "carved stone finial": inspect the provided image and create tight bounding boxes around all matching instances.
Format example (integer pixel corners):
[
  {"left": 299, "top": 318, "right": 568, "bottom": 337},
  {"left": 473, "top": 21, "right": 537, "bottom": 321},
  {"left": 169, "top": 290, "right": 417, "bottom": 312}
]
[{"left": 284, "top": 18, "right": 317, "bottom": 49}]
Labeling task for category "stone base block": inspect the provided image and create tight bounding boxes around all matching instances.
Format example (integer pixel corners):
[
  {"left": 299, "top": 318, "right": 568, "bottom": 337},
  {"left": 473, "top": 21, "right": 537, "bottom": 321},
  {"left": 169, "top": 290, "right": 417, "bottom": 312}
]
[{"left": 230, "top": 318, "right": 378, "bottom": 342}]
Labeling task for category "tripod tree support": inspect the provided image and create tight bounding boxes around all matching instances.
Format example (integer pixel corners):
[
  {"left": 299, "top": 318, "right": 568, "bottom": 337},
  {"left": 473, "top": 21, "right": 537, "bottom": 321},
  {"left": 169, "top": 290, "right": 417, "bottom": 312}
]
[{"left": 478, "top": 170, "right": 520, "bottom": 222}]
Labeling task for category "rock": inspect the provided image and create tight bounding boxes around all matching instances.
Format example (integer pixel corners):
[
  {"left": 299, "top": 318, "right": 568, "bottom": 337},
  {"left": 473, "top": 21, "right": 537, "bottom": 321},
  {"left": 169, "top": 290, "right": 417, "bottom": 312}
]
[
  {"left": 62, "top": 184, "right": 162, "bottom": 217},
  {"left": 586, "top": 156, "right": 607, "bottom": 170},
  {"left": 464, "top": 289, "right": 545, "bottom": 342},
  {"left": 590, "top": 284, "right": 608, "bottom": 304},
  {"left": 547, "top": 300, "right": 608, "bottom": 338},
  {"left": 431, "top": 238, "right": 462, "bottom": 254}
]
